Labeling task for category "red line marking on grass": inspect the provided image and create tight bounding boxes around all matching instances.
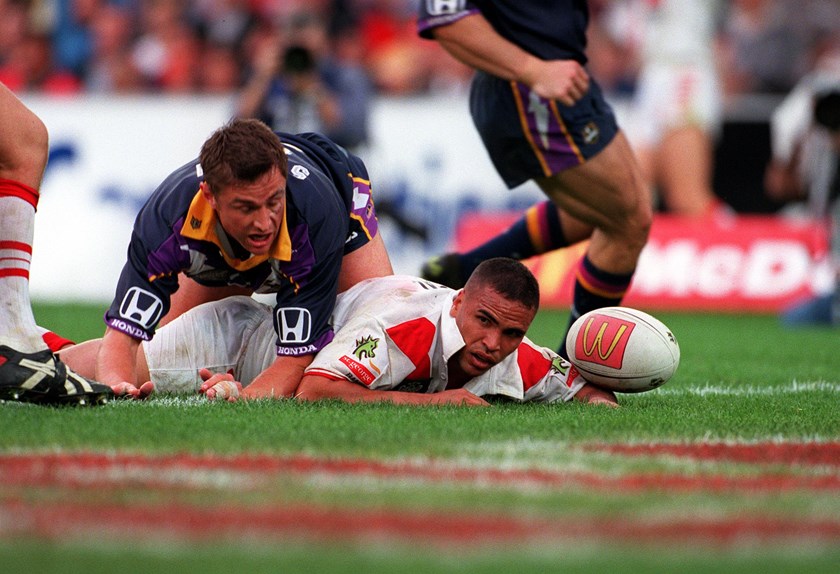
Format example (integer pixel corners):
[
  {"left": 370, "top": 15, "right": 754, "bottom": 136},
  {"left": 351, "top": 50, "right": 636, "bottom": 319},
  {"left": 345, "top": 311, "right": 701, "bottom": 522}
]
[
  {"left": 0, "top": 445, "right": 838, "bottom": 494},
  {"left": 2, "top": 499, "right": 839, "bottom": 547},
  {"left": 1, "top": 445, "right": 838, "bottom": 547}
]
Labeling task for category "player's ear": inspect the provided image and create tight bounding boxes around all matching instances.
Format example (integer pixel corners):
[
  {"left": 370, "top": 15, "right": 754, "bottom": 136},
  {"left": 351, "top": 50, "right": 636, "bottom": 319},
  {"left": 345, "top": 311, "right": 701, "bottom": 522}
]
[
  {"left": 200, "top": 182, "right": 217, "bottom": 208},
  {"left": 450, "top": 289, "right": 464, "bottom": 317}
]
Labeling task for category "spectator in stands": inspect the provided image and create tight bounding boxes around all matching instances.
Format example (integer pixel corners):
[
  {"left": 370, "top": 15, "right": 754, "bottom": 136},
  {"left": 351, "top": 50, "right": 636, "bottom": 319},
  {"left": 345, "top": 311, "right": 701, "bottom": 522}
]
[
  {"left": 765, "top": 40, "right": 840, "bottom": 326},
  {"left": 237, "top": 10, "right": 372, "bottom": 150},
  {"left": 131, "top": 0, "right": 202, "bottom": 92},
  {"left": 85, "top": 3, "right": 142, "bottom": 93},
  {"left": 0, "top": 32, "right": 81, "bottom": 94}
]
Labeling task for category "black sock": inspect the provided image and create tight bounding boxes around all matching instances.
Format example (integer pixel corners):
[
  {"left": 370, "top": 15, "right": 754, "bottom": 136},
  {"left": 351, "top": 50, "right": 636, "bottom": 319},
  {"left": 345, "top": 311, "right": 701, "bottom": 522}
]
[{"left": 559, "top": 254, "right": 634, "bottom": 358}]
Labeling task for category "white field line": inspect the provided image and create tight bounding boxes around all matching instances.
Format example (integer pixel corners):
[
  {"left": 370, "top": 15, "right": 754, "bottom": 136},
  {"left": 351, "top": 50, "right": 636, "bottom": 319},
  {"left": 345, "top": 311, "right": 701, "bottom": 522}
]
[{"left": 653, "top": 380, "right": 840, "bottom": 396}]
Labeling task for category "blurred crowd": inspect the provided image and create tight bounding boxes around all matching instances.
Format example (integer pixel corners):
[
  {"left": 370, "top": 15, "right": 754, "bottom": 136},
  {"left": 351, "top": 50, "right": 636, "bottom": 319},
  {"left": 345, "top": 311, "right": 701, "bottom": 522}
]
[
  {"left": 0, "top": 0, "right": 473, "bottom": 96},
  {"left": 1, "top": 0, "right": 838, "bottom": 99}
]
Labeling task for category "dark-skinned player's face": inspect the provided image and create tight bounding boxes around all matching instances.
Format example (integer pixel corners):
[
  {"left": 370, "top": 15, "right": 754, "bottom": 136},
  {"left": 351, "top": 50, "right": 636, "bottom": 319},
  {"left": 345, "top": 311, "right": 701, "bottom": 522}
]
[
  {"left": 450, "top": 285, "right": 536, "bottom": 378},
  {"left": 203, "top": 166, "right": 286, "bottom": 256}
]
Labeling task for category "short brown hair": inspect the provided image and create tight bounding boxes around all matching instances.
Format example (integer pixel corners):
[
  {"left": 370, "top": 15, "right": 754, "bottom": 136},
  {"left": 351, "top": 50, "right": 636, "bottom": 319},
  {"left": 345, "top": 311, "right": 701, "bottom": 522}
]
[
  {"left": 465, "top": 258, "right": 540, "bottom": 311},
  {"left": 199, "top": 119, "right": 287, "bottom": 191}
]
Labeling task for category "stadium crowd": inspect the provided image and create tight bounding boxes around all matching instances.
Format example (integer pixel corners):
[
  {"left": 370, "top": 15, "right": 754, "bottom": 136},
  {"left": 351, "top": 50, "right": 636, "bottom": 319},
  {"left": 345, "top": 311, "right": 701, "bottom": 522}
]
[{"left": 0, "top": 0, "right": 838, "bottom": 100}]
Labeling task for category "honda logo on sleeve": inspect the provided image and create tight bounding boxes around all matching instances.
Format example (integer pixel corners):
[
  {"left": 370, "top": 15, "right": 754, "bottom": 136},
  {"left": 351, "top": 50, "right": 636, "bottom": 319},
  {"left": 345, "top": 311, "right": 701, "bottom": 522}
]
[
  {"left": 427, "top": 0, "right": 464, "bottom": 15},
  {"left": 275, "top": 307, "right": 312, "bottom": 343},
  {"left": 118, "top": 287, "right": 163, "bottom": 329}
]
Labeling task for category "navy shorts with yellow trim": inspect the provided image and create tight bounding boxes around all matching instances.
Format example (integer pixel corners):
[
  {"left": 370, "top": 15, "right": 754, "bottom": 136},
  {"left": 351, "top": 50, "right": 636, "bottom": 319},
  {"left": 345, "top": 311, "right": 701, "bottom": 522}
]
[{"left": 469, "top": 71, "right": 619, "bottom": 189}]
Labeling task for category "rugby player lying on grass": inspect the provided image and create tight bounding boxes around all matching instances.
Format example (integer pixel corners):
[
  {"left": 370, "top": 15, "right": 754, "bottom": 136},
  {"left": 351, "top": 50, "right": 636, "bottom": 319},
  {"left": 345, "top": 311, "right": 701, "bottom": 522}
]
[{"left": 60, "top": 258, "right": 618, "bottom": 407}]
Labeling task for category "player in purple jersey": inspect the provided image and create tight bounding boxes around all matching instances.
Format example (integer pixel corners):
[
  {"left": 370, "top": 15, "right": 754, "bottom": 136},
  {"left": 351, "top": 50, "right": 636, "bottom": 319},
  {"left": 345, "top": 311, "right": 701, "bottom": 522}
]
[
  {"left": 96, "top": 118, "right": 392, "bottom": 399},
  {"left": 417, "top": 0, "right": 651, "bottom": 358}
]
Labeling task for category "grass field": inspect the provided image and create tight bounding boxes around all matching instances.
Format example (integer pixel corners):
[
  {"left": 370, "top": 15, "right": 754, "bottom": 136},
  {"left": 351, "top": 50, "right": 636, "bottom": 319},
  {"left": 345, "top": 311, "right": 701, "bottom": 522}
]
[{"left": 0, "top": 301, "right": 838, "bottom": 573}]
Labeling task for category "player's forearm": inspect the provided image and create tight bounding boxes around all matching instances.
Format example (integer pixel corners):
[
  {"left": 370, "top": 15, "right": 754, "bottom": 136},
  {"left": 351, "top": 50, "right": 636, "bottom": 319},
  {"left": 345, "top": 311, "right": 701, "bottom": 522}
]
[
  {"left": 432, "top": 15, "right": 541, "bottom": 86},
  {"left": 95, "top": 328, "right": 141, "bottom": 387},
  {"left": 241, "top": 354, "right": 313, "bottom": 399},
  {"left": 296, "top": 376, "right": 489, "bottom": 407}
]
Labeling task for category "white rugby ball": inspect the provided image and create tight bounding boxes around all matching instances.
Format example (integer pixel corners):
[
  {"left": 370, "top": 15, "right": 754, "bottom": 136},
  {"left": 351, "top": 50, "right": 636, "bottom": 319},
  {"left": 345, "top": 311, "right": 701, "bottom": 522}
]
[{"left": 566, "top": 307, "right": 680, "bottom": 393}]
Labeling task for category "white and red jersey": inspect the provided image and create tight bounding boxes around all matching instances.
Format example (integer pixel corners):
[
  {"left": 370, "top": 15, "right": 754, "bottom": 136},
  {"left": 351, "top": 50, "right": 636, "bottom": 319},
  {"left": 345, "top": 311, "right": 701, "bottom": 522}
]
[{"left": 306, "top": 275, "right": 586, "bottom": 403}]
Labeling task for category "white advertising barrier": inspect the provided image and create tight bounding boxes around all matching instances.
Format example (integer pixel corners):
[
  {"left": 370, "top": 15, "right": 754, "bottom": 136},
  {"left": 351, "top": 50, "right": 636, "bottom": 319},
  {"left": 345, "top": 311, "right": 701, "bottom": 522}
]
[
  {"left": 20, "top": 94, "right": 541, "bottom": 301},
  {"left": 454, "top": 213, "right": 833, "bottom": 312},
  {"left": 21, "top": 95, "right": 235, "bottom": 301}
]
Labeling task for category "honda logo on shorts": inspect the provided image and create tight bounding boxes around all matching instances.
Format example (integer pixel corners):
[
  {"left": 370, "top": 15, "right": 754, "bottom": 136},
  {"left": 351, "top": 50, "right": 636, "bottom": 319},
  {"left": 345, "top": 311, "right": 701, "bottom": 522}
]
[
  {"left": 276, "top": 307, "right": 312, "bottom": 343},
  {"left": 119, "top": 287, "right": 163, "bottom": 329}
]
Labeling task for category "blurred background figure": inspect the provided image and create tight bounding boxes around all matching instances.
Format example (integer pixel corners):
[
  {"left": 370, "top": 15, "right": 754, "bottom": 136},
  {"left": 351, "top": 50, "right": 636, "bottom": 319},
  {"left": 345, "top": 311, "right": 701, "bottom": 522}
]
[
  {"left": 236, "top": 9, "right": 372, "bottom": 151},
  {"left": 85, "top": 2, "right": 142, "bottom": 92},
  {"left": 601, "top": 0, "right": 727, "bottom": 218},
  {"left": 765, "top": 39, "right": 840, "bottom": 326}
]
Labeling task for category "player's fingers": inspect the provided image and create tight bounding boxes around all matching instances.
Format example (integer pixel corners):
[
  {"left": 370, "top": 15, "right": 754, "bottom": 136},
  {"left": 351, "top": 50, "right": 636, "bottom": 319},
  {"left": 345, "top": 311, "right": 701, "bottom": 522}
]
[
  {"left": 558, "top": 93, "right": 576, "bottom": 107},
  {"left": 207, "top": 379, "right": 241, "bottom": 401},
  {"left": 111, "top": 382, "right": 138, "bottom": 398},
  {"left": 137, "top": 381, "right": 155, "bottom": 399},
  {"left": 199, "top": 371, "right": 234, "bottom": 393}
]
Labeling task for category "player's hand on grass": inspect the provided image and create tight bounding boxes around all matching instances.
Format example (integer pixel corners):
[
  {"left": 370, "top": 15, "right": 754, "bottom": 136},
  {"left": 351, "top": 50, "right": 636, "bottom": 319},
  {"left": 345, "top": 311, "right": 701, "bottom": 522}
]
[
  {"left": 111, "top": 380, "right": 155, "bottom": 400},
  {"left": 574, "top": 384, "right": 619, "bottom": 408},
  {"left": 198, "top": 368, "right": 242, "bottom": 402}
]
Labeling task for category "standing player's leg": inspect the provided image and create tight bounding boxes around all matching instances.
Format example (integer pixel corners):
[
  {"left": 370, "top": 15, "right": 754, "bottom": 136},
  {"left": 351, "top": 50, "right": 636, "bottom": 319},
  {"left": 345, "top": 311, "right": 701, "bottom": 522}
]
[
  {"left": 538, "top": 130, "right": 651, "bottom": 356},
  {"left": 0, "top": 82, "right": 113, "bottom": 405},
  {"left": 421, "top": 200, "right": 593, "bottom": 289}
]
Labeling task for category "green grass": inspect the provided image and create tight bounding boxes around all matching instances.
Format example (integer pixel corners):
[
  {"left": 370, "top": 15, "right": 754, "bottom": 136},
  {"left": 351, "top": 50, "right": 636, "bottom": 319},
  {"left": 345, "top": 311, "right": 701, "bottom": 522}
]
[{"left": 1, "top": 301, "right": 837, "bottom": 573}]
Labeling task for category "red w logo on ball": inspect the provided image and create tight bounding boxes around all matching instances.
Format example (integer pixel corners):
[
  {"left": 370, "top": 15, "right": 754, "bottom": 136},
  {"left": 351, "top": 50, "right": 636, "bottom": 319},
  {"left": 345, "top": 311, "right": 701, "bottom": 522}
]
[{"left": 574, "top": 314, "right": 636, "bottom": 369}]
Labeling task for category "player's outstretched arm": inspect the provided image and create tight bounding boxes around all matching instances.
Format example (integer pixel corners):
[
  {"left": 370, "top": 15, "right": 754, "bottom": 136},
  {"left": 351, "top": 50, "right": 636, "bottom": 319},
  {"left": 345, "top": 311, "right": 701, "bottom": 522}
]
[
  {"left": 240, "top": 354, "right": 314, "bottom": 399},
  {"left": 296, "top": 375, "right": 490, "bottom": 407}
]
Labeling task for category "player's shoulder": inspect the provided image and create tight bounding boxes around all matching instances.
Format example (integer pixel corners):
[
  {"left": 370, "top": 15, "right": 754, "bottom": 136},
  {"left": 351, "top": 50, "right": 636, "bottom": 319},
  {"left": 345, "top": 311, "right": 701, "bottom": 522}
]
[
  {"left": 279, "top": 131, "right": 349, "bottom": 169},
  {"left": 137, "top": 159, "right": 201, "bottom": 227},
  {"left": 344, "top": 275, "right": 454, "bottom": 313}
]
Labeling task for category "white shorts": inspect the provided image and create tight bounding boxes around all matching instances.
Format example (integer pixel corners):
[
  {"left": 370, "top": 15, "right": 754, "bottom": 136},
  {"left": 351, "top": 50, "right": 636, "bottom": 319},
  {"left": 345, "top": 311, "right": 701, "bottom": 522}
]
[
  {"left": 628, "top": 61, "right": 722, "bottom": 148},
  {"left": 143, "top": 296, "right": 276, "bottom": 393}
]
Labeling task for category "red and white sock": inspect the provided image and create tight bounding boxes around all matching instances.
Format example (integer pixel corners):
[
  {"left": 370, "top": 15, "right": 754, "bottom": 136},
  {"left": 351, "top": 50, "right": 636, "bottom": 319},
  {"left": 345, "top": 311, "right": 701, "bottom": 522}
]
[{"left": 0, "top": 178, "right": 47, "bottom": 352}]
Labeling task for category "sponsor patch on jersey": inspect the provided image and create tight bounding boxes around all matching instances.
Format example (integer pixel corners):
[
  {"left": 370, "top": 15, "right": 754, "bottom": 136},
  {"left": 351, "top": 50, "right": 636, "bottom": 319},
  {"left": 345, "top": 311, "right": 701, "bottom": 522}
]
[
  {"left": 574, "top": 313, "right": 635, "bottom": 369},
  {"left": 275, "top": 307, "right": 312, "bottom": 343},
  {"left": 550, "top": 355, "right": 570, "bottom": 376},
  {"left": 353, "top": 335, "right": 378, "bottom": 359},
  {"left": 290, "top": 165, "right": 310, "bottom": 180},
  {"left": 276, "top": 344, "right": 318, "bottom": 356},
  {"left": 118, "top": 287, "right": 163, "bottom": 330},
  {"left": 339, "top": 355, "right": 376, "bottom": 386},
  {"left": 566, "top": 365, "right": 581, "bottom": 388}
]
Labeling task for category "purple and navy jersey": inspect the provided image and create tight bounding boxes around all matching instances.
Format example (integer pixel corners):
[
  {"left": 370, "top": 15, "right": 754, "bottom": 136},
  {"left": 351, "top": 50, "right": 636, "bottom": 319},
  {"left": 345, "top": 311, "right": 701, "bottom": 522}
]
[
  {"left": 417, "top": 0, "right": 590, "bottom": 64},
  {"left": 105, "top": 131, "right": 378, "bottom": 358}
]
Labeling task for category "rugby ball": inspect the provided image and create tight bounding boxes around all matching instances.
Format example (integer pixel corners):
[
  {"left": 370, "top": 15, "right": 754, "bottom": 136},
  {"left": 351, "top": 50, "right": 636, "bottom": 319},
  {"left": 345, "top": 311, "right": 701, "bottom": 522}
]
[{"left": 566, "top": 307, "right": 680, "bottom": 393}]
